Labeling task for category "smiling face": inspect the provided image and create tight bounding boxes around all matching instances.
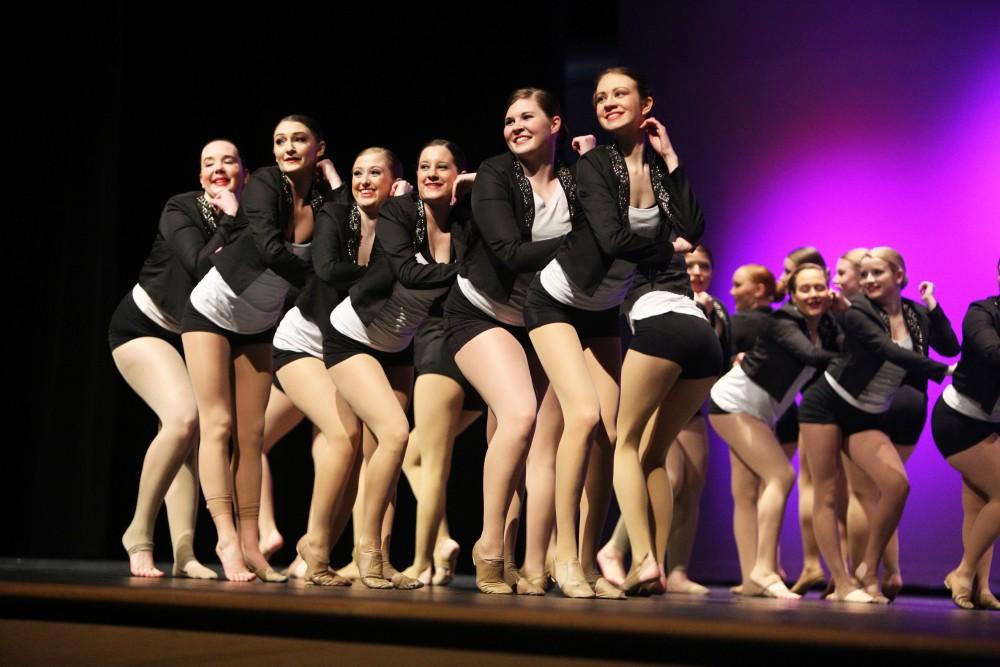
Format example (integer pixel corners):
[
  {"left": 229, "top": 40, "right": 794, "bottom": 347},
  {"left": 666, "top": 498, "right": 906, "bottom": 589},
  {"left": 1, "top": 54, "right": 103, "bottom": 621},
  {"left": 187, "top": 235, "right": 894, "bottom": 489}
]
[
  {"left": 416, "top": 145, "right": 458, "bottom": 204},
  {"left": 593, "top": 72, "right": 652, "bottom": 136},
  {"left": 273, "top": 120, "right": 324, "bottom": 175},
  {"left": 834, "top": 257, "right": 863, "bottom": 297},
  {"left": 504, "top": 95, "right": 560, "bottom": 160},
  {"left": 351, "top": 150, "right": 394, "bottom": 211},
  {"left": 859, "top": 256, "right": 904, "bottom": 305},
  {"left": 199, "top": 140, "right": 246, "bottom": 198},
  {"left": 686, "top": 249, "right": 713, "bottom": 295},
  {"left": 791, "top": 267, "right": 830, "bottom": 319}
]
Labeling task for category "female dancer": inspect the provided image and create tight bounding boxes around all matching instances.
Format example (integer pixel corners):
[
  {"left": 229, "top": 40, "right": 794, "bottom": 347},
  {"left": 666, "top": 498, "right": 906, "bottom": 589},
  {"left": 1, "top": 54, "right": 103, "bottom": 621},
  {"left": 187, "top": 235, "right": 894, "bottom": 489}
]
[
  {"left": 110, "top": 139, "right": 247, "bottom": 578},
  {"left": 842, "top": 259, "right": 959, "bottom": 599},
  {"left": 556, "top": 67, "right": 712, "bottom": 596},
  {"left": 398, "top": 317, "right": 485, "bottom": 584},
  {"left": 933, "top": 263, "right": 1000, "bottom": 611},
  {"left": 799, "top": 247, "right": 953, "bottom": 602},
  {"left": 326, "top": 139, "right": 464, "bottom": 589},
  {"left": 183, "top": 116, "right": 332, "bottom": 582},
  {"left": 597, "top": 244, "right": 728, "bottom": 595},
  {"left": 270, "top": 147, "right": 408, "bottom": 585},
  {"left": 445, "top": 89, "right": 573, "bottom": 595},
  {"left": 709, "top": 263, "right": 842, "bottom": 598}
]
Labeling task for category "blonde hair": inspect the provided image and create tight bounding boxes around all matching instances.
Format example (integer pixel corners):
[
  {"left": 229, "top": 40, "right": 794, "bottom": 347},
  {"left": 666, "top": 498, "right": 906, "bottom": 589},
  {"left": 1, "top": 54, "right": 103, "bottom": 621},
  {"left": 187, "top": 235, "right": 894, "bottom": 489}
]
[
  {"left": 865, "top": 246, "right": 908, "bottom": 289},
  {"left": 840, "top": 247, "right": 868, "bottom": 268}
]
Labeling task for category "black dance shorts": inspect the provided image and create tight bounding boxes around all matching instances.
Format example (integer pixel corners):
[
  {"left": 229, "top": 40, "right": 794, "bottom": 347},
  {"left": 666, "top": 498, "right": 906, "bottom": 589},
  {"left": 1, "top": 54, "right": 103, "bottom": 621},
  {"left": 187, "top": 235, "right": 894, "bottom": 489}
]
[
  {"left": 271, "top": 347, "right": 319, "bottom": 393},
  {"left": 414, "top": 316, "right": 485, "bottom": 412},
  {"left": 522, "top": 278, "right": 620, "bottom": 339},
  {"left": 108, "top": 291, "right": 183, "bottom": 354},
  {"left": 181, "top": 301, "right": 276, "bottom": 347},
  {"left": 443, "top": 284, "right": 531, "bottom": 357},
  {"left": 931, "top": 395, "right": 1000, "bottom": 458},
  {"left": 799, "top": 374, "right": 883, "bottom": 436},
  {"left": 628, "top": 312, "right": 723, "bottom": 380},
  {"left": 323, "top": 326, "right": 413, "bottom": 369},
  {"left": 879, "top": 384, "right": 927, "bottom": 446},
  {"left": 775, "top": 403, "right": 800, "bottom": 444}
]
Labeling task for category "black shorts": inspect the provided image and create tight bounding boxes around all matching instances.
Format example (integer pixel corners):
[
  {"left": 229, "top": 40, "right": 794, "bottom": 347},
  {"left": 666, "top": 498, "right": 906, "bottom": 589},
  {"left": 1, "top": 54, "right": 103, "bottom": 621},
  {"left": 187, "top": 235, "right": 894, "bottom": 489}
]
[
  {"left": 443, "top": 284, "right": 531, "bottom": 357},
  {"left": 181, "top": 301, "right": 276, "bottom": 347},
  {"left": 629, "top": 312, "right": 723, "bottom": 380},
  {"left": 799, "top": 374, "right": 883, "bottom": 436},
  {"left": 522, "top": 278, "right": 620, "bottom": 339},
  {"left": 708, "top": 398, "right": 728, "bottom": 415},
  {"left": 108, "top": 291, "right": 183, "bottom": 354},
  {"left": 271, "top": 347, "right": 320, "bottom": 392},
  {"left": 323, "top": 326, "right": 413, "bottom": 369},
  {"left": 931, "top": 395, "right": 1000, "bottom": 458},
  {"left": 880, "top": 384, "right": 927, "bottom": 446},
  {"left": 414, "top": 316, "right": 484, "bottom": 412},
  {"left": 775, "top": 403, "right": 800, "bottom": 444}
]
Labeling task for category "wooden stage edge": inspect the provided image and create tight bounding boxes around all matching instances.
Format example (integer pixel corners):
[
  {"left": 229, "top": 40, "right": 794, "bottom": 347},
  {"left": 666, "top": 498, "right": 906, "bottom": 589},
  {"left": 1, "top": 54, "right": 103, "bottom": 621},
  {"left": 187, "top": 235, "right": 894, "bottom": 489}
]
[{"left": 1, "top": 560, "right": 998, "bottom": 665}]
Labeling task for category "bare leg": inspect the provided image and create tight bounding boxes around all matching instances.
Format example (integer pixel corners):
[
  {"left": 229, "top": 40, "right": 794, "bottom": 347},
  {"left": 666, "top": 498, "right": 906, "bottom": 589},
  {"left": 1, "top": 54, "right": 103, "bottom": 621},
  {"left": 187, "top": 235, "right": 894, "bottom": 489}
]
[
  {"left": 230, "top": 344, "right": 281, "bottom": 581},
  {"left": 456, "top": 328, "right": 539, "bottom": 594},
  {"left": 710, "top": 413, "right": 798, "bottom": 598},
  {"left": 665, "top": 416, "right": 710, "bottom": 595},
  {"left": 725, "top": 446, "right": 759, "bottom": 591},
  {"left": 791, "top": 443, "right": 826, "bottom": 594},
  {"left": 799, "top": 423, "right": 870, "bottom": 602},
  {"left": 329, "top": 356, "right": 413, "bottom": 589},
  {"left": 578, "top": 337, "right": 621, "bottom": 596},
  {"left": 529, "top": 324, "right": 610, "bottom": 598},
  {"left": 258, "top": 385, "right": 305, "bottom": 558},
  {"left": 944, "top": 435, "right": 1000, "bottom": 610},
  {"left": 276, "top": 357, "right": 360, "bottom": 586},
  {"left": 165, "top": 446, "right": 217, "bottom": 579},
  {"left": 844, "top": 430, "right": 910, "bottom": 601},
  {"left": 843, "top": 454, "right": 875, "bottom": 574},
  {"left": 880, "top": 444, "right": 915, "bottom": 598},
  {"left": 113, "top": 337, "right": 200, "bottom": 578},
  {"left": 403, "top": 373, "right": 466, "bottom": 581},
  {"left": 182, "top": 331, "right": 255, "bottom": 582},
  {"left": 596, "top": 517, "right": 629, "bottom": 587},
  {"left": 522, "top": 385, "right": 561, "bottom": 583}
]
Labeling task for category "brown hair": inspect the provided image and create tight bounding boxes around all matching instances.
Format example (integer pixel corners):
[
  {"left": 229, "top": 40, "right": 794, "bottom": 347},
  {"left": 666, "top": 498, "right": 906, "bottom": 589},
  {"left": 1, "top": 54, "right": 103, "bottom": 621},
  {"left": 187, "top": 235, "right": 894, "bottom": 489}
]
[
  {"left": 356, "top": 147, "right": 403, "bottom": 181},
  {"left": 277, "top": 114, "right": 325, "bottom": 143},
  {"left": 420, "top": 139, "right": 467, "bottom": 173},
  {"left": 593, "top": 66, "right": 651, "bottom": 104},
  {"left": 788, "top": 262, "right": 829, "bottom": 294},
  {"left": 840, "top": 247, "right": 868, "bottom": 268},
  {"left": 787, "top": 246, "right": 827, "bottom": 269},
  {"left": 506, "top": 87, "right": 562, "bottom": 120},
  {"left": 692, "top": 244, "right": 714, "bottom": 267},
  {"left": 865, "top": 246, "right": 909, "bottom": 289}
]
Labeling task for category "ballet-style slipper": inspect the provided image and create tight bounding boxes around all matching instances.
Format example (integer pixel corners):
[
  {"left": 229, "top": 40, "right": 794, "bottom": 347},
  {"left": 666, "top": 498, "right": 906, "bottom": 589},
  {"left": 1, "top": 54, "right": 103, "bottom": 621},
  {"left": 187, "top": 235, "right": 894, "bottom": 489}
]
[
  {"left": 472, "top": 541, "right": 512, "bottom": 594},
  {"left": 353, "top": 547, "right": 394, "bottom": 589},
  {"left": 974, "top": 588, "right": 1000, "bottom": 611},
  {"left": 296, "top": 538, "right": 349, "bottom": 587},
  {"left": 789, "top": 568, "right": 826, "bottom": 595},
  {"left": 250, "top": 565, "right": 289, "bottom": 583},
  {"left": 391, "top": 571, "right": 424, "bottom": 590},
  {"left": 881, "top": 572, "right": 903, "bottom": 602},
  {"left": 585, "top": 569, "right": 625, "bottom": 600},
  {"left": 553, "top": 560, "right": 595, "bottom": 599},
  {"left": 621, "top": 553, "right": 660, "bottom": 595},
  {"left": 944, "top": 570, "right": 974, "bottom": 610},
  {"left": 432, "top": 538, "right": 460, "bottom": 586},
  {"left": 745, "top": 574, "right": 800, "bottom": 600},
  {"left": 595, "top": 548, "right": 627, "bottom": 588},
  {"left": 825, "top": 587, "right": 875, "bottom": 604}
]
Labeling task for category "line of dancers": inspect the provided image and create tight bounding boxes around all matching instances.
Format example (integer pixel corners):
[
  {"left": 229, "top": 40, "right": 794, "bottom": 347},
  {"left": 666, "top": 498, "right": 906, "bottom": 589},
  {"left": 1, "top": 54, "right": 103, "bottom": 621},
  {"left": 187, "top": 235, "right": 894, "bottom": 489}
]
[{"left": 108, "top": 67, "right": 999, "bottom": 609}]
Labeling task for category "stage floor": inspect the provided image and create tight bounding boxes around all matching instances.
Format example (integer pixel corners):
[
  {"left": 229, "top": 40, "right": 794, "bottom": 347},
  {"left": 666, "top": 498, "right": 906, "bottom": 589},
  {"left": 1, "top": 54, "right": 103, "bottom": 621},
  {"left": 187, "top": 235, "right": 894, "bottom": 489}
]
[{"left": 0, "top": 559, "right": 996, "bottom": 665}]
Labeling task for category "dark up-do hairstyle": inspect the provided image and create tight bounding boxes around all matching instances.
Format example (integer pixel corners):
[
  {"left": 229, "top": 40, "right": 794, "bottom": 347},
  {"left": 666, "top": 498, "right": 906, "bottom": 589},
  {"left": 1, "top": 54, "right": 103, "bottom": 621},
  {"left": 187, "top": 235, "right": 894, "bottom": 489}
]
[
  {"left": 593, "top": 66, "right": 652, "bottom": 102},
  {"left": 421, "top": 138, "right": 467, "bottom": 173},
  {"left": 356, "top": 147, "right": 404, "bottom": 181},
  {"left": 738, "top": 263, "right": 779, "bottom": 304},
  {"left": 277, "top": 114, "right": 325, "bottom": 143}
]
